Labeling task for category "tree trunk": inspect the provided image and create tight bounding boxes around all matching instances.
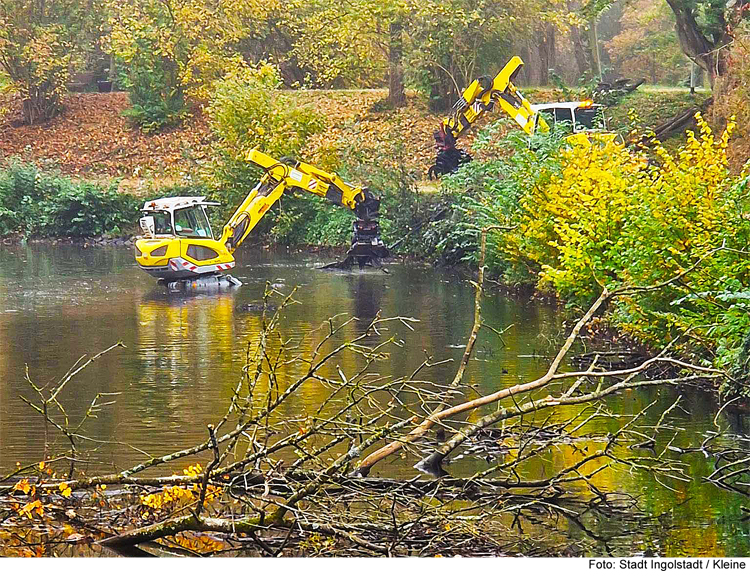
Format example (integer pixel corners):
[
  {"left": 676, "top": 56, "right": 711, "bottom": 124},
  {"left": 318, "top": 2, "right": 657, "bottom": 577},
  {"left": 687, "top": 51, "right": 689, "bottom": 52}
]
[
  {"left": 387, "top": 20, "right": 406, "bottom": 107},
  {"left": 665, "top": 0, "right": 730, "bottom": 87},
  {"left": 569, "top": 23, "right": 592, "bottom": 82},
  {"left": 22, "top": 88, "right": 60, "bottom": 125},
  {"left": 428, "top": 67, "right": 451, "bottom": 112},
  {"left": 538, "top": 24, "right": 556, "bottom": 86},
  {"left": 588, "top": 19, "right": 602, "bottom": 79},
  {"left": 516, "top": 43, "right": 532, "bottom": 85}
]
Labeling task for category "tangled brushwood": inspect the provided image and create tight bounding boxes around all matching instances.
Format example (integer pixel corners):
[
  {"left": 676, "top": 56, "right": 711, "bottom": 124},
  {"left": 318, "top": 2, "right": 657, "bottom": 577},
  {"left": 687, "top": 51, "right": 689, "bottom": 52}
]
[{"left": 0, "top": 231, "right": 743, "bottom": 557}]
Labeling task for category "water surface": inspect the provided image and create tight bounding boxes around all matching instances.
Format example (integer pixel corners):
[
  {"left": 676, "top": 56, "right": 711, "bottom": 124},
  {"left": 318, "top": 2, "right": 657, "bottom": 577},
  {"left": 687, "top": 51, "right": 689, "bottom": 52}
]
[{"left": 0, "top": 244, "right": 748, "bottom": 556}]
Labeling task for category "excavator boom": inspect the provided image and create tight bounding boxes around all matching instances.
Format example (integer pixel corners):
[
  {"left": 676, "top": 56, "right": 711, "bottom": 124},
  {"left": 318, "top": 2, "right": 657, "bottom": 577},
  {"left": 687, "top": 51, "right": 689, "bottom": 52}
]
[{"left": 221, "top": 149, "right": 380, "bottom": 253}]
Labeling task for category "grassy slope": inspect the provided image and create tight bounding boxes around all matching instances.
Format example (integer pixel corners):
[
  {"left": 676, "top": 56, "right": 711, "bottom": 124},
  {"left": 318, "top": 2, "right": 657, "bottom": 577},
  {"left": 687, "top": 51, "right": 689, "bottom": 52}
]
[{"left": 607, "top": 88, "right": 710, "bottom": 132}]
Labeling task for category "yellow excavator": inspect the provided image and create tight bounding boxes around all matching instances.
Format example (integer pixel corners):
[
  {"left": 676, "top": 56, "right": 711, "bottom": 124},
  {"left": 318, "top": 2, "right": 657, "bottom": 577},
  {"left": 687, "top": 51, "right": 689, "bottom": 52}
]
[
  {"left": 429, "top": 56, "right": 609, "bottom": 177},
  {"left": 135, "top": 149, "right": 388, "bottom": 291}
]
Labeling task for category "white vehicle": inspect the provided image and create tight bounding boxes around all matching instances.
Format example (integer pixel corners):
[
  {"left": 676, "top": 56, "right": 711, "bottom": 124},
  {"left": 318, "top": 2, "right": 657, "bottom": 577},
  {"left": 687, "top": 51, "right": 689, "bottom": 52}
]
[{"left": 531, "top": 100, "right": 607, "bottom": 134}]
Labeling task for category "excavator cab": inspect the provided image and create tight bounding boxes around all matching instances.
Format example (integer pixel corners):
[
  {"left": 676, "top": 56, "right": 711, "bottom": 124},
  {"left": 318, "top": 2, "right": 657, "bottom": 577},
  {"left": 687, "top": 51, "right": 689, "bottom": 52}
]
[
  {"left": 139, "top": 197, "right": 219, "bottom": 240},
  {"left": 135, "top": 197, "right": 237, "bottom": 287}
]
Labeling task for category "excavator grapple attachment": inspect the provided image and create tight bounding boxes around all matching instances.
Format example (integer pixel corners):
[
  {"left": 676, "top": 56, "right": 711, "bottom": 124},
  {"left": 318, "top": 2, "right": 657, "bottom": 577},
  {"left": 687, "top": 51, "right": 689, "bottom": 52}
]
[
  {"left": 429, "top": 129, "right": 473, "bottom": 179},
  {"left": 319, "top": 190, "right": 389, "bottom": 270}
]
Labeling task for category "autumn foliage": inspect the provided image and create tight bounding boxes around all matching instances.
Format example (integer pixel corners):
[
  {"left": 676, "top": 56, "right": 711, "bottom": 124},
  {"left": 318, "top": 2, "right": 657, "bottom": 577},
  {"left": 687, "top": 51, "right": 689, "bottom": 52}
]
[{"left": 437, "top": 116, "right": 750, "bottom": 394}]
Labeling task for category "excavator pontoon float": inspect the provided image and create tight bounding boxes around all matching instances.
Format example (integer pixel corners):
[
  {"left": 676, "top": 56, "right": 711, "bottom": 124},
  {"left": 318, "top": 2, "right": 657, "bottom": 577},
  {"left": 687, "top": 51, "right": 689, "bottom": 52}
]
[{"left": 134, "top": 149, "right": 388, "bottom": 291}]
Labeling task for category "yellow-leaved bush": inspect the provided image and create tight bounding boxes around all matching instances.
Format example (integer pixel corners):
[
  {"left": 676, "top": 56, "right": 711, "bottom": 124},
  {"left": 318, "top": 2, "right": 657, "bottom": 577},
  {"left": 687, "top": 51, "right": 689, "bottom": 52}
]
[
  {"left": 457, "top": 116, "right": 750, "bottom": 384},
  {"left": 507, "top": 135, "right": 648, "bottom": 299}
]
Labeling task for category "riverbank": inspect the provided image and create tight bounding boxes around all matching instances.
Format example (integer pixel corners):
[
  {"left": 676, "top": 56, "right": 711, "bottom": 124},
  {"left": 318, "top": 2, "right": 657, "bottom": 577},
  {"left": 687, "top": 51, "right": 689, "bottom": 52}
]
[
  {"left": 428, "top": 116, "right": 750, "bottom": 399},
  {"left": 1, "top": 234, "right": 137, "bottom": 247},
  {"left": 0, "top": 87, "right": 707, "bottom": 185},
  {"left": 2, "top": 86, "right": 744, "bottom": 399}
]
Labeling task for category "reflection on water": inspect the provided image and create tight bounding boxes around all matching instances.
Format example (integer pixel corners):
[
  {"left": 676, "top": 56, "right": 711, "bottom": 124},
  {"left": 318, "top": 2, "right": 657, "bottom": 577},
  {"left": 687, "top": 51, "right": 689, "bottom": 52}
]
[{"left": 0, "top": 243, "right": 749, "bottom": 555}]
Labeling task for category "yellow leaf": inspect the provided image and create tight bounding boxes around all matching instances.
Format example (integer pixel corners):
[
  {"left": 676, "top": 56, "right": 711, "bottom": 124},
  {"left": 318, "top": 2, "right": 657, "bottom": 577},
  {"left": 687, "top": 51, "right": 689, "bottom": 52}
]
[
  {"left": 20, "top": 499, "right": 43, "bottom": 519},
  {"left": 58, "top": 482, "right": 72, "bottom": 498},
  {"left": 13, "top": 478, "right": 31, "bottom": 494}
]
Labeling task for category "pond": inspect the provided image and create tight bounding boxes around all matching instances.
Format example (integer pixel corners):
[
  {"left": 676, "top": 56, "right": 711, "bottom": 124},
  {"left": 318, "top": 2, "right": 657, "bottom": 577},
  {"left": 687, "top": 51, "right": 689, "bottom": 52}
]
[{"left": 0, "top": 243, "right": 748, "bottom": 556}]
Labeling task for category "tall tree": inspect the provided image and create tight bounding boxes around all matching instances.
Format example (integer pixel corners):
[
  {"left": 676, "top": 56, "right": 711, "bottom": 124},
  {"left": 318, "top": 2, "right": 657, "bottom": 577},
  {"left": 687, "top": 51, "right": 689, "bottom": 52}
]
[
  {"left": 606, "top": 0, "right": 688, "bottom": 84},
  {"left": 538, "top": 23, "right": 557, "bottom": 86},
  {"left": 388, "top": 20, "right": 406, "bottom": 106},
  {"left": 0, "top": 0, "right": 92, "bottom": 124},
  {"left": 664, "top": 0, "right": 734, "bottom": 85},
  {"left": 406, "top": 0, "right": 521, "bottom": 107},
  {"left": 105, "top": 0, "right": 277, "bottom": 105}
]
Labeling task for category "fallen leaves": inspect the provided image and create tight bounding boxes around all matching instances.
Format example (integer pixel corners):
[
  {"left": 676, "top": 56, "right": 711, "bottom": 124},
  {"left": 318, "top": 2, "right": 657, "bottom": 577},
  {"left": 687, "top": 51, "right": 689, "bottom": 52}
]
[
  {"left": 13, "top": 478, "right": 31, "bottom": 494},
  {"left": 19, "top": 499, "right": 44, "bottom": 519},
  {"left": 0, "top": 87, "right": 510, "bottom": 185},
  {"left": 0, "top": 92, "right": 210, "bottom": 182}
]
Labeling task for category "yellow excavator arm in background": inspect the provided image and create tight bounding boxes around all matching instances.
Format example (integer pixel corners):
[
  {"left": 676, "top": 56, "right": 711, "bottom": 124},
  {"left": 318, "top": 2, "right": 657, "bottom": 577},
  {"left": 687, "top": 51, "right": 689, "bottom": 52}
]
[
  {"left": 430, "top": 56, "right": 549, "bottom": 178},
  {"left": 220, "top": 149, "right": 380, "bottom": 253},
  {"left": 442, "top": 56, "right": 546, "bottom": 139}
]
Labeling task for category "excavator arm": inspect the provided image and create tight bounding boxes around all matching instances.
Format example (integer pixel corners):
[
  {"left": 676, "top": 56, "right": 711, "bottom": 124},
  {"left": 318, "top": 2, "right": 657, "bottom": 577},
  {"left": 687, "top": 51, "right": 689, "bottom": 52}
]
[
  {"left": 221, "top": 149, "right": 387, "bottom": 267},
  {"left": 429, "top": 56, "right": 550, "bottom": 178},
  {"left": 135, "top": 149, "right": 388, "bottom": 287}
]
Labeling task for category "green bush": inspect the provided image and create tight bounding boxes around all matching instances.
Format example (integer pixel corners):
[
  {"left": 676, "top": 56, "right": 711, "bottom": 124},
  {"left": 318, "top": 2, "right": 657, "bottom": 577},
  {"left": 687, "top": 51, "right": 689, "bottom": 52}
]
[
  {"left": 204, "top": 63, "right": 326, "bottom": 223},
  {"left": 0, "top": 162, "right": 140, "bottom": 237},
  {"left": 119, "top": 43, "right": 185, "bottom": 133},
  {"left": 423, "top": 121, "right": 567, "bottom": 273},
  {"left": 328, "top": 119, "right": 426, "bottom": 251},
  {"left": 270, "top": 194, "right": 353, "bottom": 246}
]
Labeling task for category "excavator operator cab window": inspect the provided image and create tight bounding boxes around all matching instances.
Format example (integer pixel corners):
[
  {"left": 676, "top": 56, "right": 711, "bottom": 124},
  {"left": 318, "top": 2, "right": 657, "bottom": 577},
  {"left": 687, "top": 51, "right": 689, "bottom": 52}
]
[
  {"left": 537, "top": 107, "right": 573, "bottom": 132},
  {"left": 142, "top": 211, "right": 173, "bottom": 237},
  {"left": 537, "top": 105, "right": 604, "bottom": 134},
  {"left": 173, "top": 206, "right": 213, "bottom": 239},
  {"left": 553, "top": 108, "right": 573, "bottom": 126}
]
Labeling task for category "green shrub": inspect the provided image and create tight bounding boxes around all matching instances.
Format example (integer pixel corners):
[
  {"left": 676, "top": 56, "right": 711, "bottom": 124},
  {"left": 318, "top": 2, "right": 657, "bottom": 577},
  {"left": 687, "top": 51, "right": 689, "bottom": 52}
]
[
  {"left": 119, "top": 43, "right": 185, "bottom": 133},
  {"left": 0, "top": 162, "right": 140, "bottom": 237},
  {"left": 0, "top": 162, "right": 35, "bottom": 234},
  {"left": 328, "top": 119, "right": 426, "bottom": 251},
  {"left": 423, "top": 121, "right": 567, "bottom": 273},
  {"left": 204, "top": 63, "right": 326, "bottom": 223},
  {"left": 269, "top": 194, "right": 353, "bottom": 246}
]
